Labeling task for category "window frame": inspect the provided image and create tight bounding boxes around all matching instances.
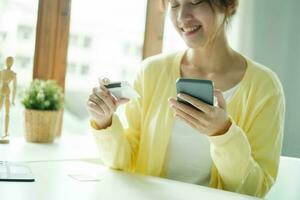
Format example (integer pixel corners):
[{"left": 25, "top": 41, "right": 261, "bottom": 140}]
[
  {"left": 33, "top": 0, "right": 165, "bottom": 133},
  {"left": 143, "top": 0, "right": 165, "bottom": 59}
]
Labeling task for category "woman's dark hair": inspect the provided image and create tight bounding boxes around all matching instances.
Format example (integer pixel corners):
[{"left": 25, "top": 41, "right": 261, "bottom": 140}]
[
  {"left": 160, "top": 0, "right": 239, "bottom": 23},
  {"left": 208, "top": 0, "right": 239, "bottom": 23}
]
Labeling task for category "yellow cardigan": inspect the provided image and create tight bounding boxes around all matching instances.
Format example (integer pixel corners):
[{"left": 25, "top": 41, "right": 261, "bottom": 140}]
[{"left": 91, "top": 51, "right": 285, "bottom": 198}]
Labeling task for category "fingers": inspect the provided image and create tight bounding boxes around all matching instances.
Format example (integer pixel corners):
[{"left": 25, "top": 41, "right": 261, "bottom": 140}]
[
  {"left": 117, "top": 98, "right": 130, "bottom": 105},
  {"left": 98, "top": 93, "right": 116, "bottom": 113},
  {"left": 98, "top": 77, "right": 110, "bottom": 87},
  {"left": 100, "top": 84, "right": 110, "bottom": 94},
  {"left": 98, "top": 78, "right": 119, "bottom": 102},
  {"left": 172, "top": 105, "right": 207, "bottom": 129},
  {"left": 90, "top": 88, "right": 116, "bottom": 115},
  {"left": 86, "top": 100, "right": 104, "bottom": 116},
  {"left": 176, "top": 112, "right": 198, "bottom": 130},
  {"left": 169, "top": 97, "right": 207, "bottom": 121},
  {"left": 88, "top": 94, "right": 108, "bottom": 115},
  {"left": 97, "top": 77, "right": 130, "bottom": 104},
  {"left": 87, "top": 77, "right": 130, "bottom": 119},
  {"left": 177, "top": 93, "right": 213, "bottom": 114},
  {"left": 214, "top": 89, "right": 226, "bottom": 109}
]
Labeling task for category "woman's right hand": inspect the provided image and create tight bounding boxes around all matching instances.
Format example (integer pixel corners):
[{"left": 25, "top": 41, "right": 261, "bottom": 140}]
[{"left": 86, "top": 78, "right": 129, "bottom": 129}]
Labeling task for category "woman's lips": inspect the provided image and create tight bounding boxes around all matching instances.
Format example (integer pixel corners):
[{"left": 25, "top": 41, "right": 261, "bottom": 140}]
[{"left": 181, "top": 25, "right": 202, "bottom": 36}]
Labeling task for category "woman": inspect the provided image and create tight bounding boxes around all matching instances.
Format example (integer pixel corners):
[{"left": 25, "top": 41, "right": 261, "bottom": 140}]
[{"left": 86, "top": 0, "right": 285, "bottom": 197}]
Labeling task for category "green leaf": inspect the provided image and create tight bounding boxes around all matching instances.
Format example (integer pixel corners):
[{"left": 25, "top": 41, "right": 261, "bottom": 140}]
[{"left": 21, "top": 79, "right": 64, "bottom": 111}]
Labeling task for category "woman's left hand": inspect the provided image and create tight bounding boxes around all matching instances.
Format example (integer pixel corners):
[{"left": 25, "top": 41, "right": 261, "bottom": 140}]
[{"left": 168, "top": 89, "right": 232, "bottom": 136}]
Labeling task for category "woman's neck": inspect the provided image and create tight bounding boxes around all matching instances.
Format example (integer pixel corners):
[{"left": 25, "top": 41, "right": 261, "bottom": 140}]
[{"left": 184, "top": 35, "right": 240, "bottom": 75}]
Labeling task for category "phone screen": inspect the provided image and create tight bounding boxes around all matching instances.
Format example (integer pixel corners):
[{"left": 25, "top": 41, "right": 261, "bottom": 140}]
[{"left": 176, "top": 78, "right": 214, "bottom": 110}]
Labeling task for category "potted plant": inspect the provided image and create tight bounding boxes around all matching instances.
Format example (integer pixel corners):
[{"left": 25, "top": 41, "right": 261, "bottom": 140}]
[{"left": 21, "top": 79, "right": 63, "bottom": 143}]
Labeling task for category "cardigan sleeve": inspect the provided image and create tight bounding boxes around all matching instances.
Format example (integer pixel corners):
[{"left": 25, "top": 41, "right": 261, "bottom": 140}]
[
  {"left": 208, "top": 92, "right": 285, "bottom": 198},
  {"left": 91, "top": 69, "right": 144, "bottom": 172}
]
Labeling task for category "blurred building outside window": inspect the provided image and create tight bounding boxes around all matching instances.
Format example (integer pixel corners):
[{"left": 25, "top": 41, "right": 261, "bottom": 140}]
[
  {"left": 0, "top": 0, "right": 38, "bottom": 136},
  {"left": 63, "top": 0, "right": 147, "bottom": 135}
]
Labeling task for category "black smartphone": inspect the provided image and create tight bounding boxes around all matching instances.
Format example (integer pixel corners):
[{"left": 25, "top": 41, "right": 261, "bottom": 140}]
[{"left": 176, "top": 78, "right": 214, "bottom": 110}]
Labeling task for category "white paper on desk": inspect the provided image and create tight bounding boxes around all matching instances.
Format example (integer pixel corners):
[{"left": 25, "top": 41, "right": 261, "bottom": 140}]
[{"left": 68, "top": 174, "right": 101, "bottom": 182}]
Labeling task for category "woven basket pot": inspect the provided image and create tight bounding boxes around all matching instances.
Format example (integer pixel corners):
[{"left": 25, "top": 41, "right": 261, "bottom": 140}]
[{"left": 24, "top": 109, "right": 61, "bottom": 143}]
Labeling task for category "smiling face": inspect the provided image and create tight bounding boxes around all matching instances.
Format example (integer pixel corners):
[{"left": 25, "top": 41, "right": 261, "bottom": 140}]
[{"left": 168, "top": 0, "right": 232, "bottom": 48}]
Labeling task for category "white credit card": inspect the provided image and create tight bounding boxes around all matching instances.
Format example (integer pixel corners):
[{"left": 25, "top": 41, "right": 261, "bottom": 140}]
[
  {"left": 68, "top": 174, "right": 101, "bottom": 182},
  {"left": 105, "top": 81, "right": 140, "bottom": 99}
]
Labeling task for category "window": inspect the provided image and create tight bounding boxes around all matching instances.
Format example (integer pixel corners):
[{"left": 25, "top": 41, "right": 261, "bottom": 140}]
[
  {"left": 0, "top": 31, "right": 7, "bottom": 41},
  {"left": 63, "top": 0, "right": 147, "bottom": 134},
  {"left": 0, "top": 0, "right": 38, "bottom": 136},
  {"left": 69, "top": 34, "right": 79, "bottom": 47},
  {"left": 80, "top": 64, "right": 89, "bottom": 75},
  {"left": 17, "top": 25, "right": 34, "bottom": 41},
  {"left": 82, "top": 36, "right": 92, "bottom": 49},
  {"left": 67, "top": 62, "right": 77, "bottom": 74},
  {"left": 15, "top": 55, "right": 31, "bottom": 69}
]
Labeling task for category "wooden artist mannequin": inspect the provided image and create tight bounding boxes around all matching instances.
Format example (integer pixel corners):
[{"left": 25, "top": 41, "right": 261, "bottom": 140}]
[{"left": 0, "top": 57, "right": 17, "bottom": 144}]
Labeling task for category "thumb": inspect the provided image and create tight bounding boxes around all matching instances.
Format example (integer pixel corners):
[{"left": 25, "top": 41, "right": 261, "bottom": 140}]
[
  {"left": 98, "top": 77, "right": 110, "bottom": 86},
  {"left": 214, "top": 89, "right": 226, "bottom": 109},
  {"left": 117, "top": 98, "right": 130, "bottom": 106}
]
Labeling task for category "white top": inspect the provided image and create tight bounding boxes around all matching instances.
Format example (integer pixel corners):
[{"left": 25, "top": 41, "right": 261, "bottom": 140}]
[{"left": 165, "top": 84, "right": 240, "bottom": 186}]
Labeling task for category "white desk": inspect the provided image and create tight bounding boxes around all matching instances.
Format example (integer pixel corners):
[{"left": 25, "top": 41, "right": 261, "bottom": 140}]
[
  {"left": 0, "top": 135, "right": 99, "bottom": 162},
  {"left": 2, "top": 136, "right": 299, "bottom": 200},
  {"left": 0, "top": 160, "right": 260, "bottom": 200}
]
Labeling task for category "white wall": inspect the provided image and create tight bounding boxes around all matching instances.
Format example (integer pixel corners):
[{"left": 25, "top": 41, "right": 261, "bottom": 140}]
[{"left": 235, "top": 0, "right": 300, "bottom": 158}]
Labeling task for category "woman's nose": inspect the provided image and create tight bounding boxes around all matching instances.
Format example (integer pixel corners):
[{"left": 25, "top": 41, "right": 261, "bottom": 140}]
[{"left": 177, "top": 6, "right": 193, "bottom": 25}]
